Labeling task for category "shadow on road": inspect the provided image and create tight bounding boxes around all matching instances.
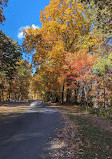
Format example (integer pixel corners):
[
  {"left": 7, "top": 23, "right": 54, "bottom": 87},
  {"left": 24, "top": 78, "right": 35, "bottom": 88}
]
[{"left": 0, "top": 102, "right": 64, "bottom": 159}]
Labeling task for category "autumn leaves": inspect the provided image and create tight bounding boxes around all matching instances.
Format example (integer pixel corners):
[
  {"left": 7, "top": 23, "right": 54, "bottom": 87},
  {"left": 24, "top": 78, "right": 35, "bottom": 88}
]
[{"left": 23, "top": 0, "right": 111, "bottom": 107}]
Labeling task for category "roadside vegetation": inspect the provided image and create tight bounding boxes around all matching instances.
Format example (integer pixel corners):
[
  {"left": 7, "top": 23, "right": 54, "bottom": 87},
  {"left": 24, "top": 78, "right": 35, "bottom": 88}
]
[
  {"left": 0, "top": 102, "right": 30, "bottom": 120},
  {"left": 69, "top": 114, "right": 112, "bottom": 159},
  {"left": 50, "top": 102, "right": 112, "bottom": 159}
]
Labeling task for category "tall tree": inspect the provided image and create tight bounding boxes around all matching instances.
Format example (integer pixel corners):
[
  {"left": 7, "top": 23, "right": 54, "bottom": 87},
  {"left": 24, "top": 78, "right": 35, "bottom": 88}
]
[
  {"left": 22, "top": 0, "right": 90, "bottom": 102},
  {"left": 0, "top": 29, "right": 21, "bottom": 80},
  {"left": 11, "top": 59, "right": 32, "bottom": 101},
  {"left": 0, "top": 30, "right": 21, "bottom": 100}
]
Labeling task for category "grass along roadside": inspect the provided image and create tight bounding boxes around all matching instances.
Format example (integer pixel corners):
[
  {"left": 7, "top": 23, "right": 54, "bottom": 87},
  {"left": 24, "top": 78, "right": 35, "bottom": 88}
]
[
  {"left": 50, "top": 103, "right": 112, "bottom": 159},
  {"left": 69, "top": 114, "right": 112, "bottom": 159},
  {"left": 0, "top": 102, "right": 30, "bottom": 120}
]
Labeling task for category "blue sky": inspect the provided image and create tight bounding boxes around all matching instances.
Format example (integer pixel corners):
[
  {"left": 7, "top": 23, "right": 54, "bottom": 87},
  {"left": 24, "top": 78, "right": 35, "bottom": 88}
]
[{"left": 0, "top": 0, "right": 50, "bottom": 45}]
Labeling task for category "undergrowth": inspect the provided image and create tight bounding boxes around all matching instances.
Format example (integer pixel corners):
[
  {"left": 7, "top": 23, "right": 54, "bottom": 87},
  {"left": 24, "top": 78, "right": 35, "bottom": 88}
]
[{"left": 58, "top": 106, "right": 112, "bottom": 159}]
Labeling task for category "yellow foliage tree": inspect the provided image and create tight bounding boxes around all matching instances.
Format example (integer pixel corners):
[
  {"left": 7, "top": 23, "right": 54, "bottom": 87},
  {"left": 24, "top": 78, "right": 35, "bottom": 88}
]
[{"left": 22, "top": 0, "right": 93, "bottom": 102}]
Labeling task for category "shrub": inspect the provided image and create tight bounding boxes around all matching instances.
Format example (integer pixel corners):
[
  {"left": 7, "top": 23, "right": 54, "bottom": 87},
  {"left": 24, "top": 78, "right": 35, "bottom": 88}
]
[{"left": 90, "top": 107, "right": 112, "bottom": 119}]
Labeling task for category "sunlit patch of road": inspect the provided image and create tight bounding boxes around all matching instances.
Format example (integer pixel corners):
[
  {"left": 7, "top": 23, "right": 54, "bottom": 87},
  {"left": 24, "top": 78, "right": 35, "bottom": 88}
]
[{"left": 30, "top": 100, "right": 42, "bottom": 107}]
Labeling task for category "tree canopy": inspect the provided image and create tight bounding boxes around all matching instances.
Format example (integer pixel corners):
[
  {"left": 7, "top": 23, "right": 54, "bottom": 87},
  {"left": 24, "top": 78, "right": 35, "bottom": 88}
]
[
  {"left": 0, "top": 0, "right": 111, "bottom": 110},
  {"left": 0, "top": 30, "right": 33, "bottom": 101},
  {"left": 0, "top": 29, "right": 22, "bottom": 80},
  {"left": 22, "top": 0, "right": 112, "bottom": 109}
]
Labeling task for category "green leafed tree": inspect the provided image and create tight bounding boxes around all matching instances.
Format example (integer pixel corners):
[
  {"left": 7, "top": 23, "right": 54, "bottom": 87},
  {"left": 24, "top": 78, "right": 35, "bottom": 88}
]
[
  {"left": 0, "top": 30, "right": 22, "bottom": 100},
  {"left": 0, "top": 29, "right": 22, "bottom": 80}
]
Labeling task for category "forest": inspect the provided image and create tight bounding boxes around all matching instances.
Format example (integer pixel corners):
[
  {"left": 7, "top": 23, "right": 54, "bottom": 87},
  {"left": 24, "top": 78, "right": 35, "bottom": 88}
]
[{"left": 0, "top": 0, "right": 112, "bottom": 117}]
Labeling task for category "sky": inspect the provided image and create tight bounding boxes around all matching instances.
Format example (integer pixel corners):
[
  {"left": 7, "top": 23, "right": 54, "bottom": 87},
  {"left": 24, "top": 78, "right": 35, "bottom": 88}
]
[{"left": 0, "top": 0, "right": 50, "bottom": 45}]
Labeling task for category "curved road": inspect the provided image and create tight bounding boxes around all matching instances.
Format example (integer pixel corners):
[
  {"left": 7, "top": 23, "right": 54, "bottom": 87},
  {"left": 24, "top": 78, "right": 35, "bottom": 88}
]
[{"left": 0, "top": 101, "right": 64, "bottom": 159}]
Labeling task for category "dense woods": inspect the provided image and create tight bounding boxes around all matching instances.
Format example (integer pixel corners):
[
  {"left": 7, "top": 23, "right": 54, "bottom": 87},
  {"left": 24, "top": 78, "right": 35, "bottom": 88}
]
[
  {"left": 0, "top": 1, "right": 34, "bottom": 101},
  {"left": 0, "top": 29, "right": 33, "bottom": 101},
  {"left": 22, "top": 0, "right": 111, "bottom": 112},
  {"left": 0, "top": 0, "right": 112, "bottom": 115}
]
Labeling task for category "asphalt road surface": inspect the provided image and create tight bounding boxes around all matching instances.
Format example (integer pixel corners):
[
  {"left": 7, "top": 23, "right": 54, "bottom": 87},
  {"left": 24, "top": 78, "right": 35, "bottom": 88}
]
[{"left": 0, "top": 101, "right": 64, "bottom": 159}]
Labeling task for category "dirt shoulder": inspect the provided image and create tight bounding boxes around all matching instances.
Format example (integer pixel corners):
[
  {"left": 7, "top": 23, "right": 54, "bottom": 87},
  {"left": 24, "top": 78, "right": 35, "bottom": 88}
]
[{"left": 0, "top": 101, "right": 30, "bottom": 121}]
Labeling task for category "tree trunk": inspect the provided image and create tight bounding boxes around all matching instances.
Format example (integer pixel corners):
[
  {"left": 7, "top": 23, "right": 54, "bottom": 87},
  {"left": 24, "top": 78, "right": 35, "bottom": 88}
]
[
  {"left": 74, "top": 89, "right": 78, "bottom": 104},
  {"left": 81, "top": 86, "right": 86, "bottom": 106},
  {"left": 66, "top": 77, "right": 71, "bottom": 104},
  {"left": 2, "top": 90, "right": 4, "bottom": 101},
  {"left": 61, "top": 83, "right": 64, "bottom": 103},
  {"left": 66, "top": 88, "right": 71, "bottom": 103},
  {"left": 8, "top": 80, "right": 12, "bottom": 101},
  {"left": 14, "top": 92, "right": 17, "bottom": 101},
  {"left": 103, "top": 74, "right": 107, "bottom": 109}
]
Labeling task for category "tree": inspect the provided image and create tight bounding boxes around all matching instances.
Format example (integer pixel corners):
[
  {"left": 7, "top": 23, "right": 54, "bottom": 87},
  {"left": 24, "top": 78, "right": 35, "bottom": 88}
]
[
  {"left": 22, "top": 0, "right": 90, "bottom": 102},
  {"left": 22, "top": 0, "right": 111, "bottom": 109},
  {"left": 0, "top": 30, "right": 22, "bottom": 100},
  {"left": 11, "top": 59, "right": 32, "bottom": 101},
  {"left": 76, "top": 0, "right": 112, "bottom": 108},
  {"left": 61, "top": 49, "right": 95, "bottom": 104},
  {"left": 32, "top": 61, "right": 62, "bottom": 102},
  {"left": 0, "top": 29, "right": 21, "bottom": 79},
  {"left": 92, "top": 52, "right": 112, "bottom": 108},
  {"left": 0, "top": 0, "right": 8, "bottom": 23}
]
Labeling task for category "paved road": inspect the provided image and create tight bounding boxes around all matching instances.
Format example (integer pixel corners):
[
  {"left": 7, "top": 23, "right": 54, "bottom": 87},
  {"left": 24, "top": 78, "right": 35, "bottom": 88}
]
[{"left": 0, "top": 101, "right": 63, "bottom": 159}]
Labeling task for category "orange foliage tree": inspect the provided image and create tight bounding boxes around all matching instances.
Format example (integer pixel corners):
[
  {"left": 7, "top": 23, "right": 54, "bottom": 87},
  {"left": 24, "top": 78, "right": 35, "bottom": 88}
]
[{"left": 22, "top": 0, "right": 92, "bottom": 102}]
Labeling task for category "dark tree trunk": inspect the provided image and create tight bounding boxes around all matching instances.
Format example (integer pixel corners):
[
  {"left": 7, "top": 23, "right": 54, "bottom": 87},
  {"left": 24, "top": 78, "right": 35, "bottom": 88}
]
[
  {"left": 0, "top": 89, "right": 4, "bottom": 101},
  {"left": 14, "top": 92, "right": 17, "bottom": 101},
  {"left": 55, "top": 96, "right": 59, "bottom": 102},
  {"left": 8, "top": 80, "right": 12, "bottom": 101},
  {"left": 61, "top": 83, "right": 64, "bottom": 103},
  {"left": 66, "top": 76, "right": 72, "bottom": 104},
  {"left": 2, "top": 90, "right": 4, "bottom": 101},
  {"left": 74, "top": 82, "right": 80, "bottom": 104},
  {"left": 74, "top": 89, "right": 78, "bottom": 104},
  {"left": 66, "top": 88, "right": 71, "bottom": 103},
  {"left": 81, "top": 86, "right": 86, "bottom": 106}
]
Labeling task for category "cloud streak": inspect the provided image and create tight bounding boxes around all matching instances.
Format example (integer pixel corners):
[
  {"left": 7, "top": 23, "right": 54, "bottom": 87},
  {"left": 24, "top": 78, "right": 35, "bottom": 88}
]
[{"left": 17, "top": 24, "right": 39, "bottom": 39}]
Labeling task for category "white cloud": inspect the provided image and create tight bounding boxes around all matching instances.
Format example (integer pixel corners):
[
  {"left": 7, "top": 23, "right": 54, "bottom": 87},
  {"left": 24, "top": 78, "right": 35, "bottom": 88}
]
[
  {"left": 17, "top": 24, "right": 39, "bottom": 39},
  {"left": 18, "top": 31, "right": 24, "bottom": 39},
  {"left": 32, "top": 24, "right": 38, "bottom": 30}
]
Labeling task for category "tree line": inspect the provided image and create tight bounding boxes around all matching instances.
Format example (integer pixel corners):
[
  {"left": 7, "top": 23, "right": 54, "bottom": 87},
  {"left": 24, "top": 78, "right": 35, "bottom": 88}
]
[
  {"left": 0, "top": 0, "right": 112, "bottom": 113},
  {"left": 22, "top": 0, "right": 111, "bottom": 111},
  {"left": 0, "top": 29, "right": 33, "bottom": 101},
  {"left": 0, "top": 1, "right": 33, "bottom": 101}
]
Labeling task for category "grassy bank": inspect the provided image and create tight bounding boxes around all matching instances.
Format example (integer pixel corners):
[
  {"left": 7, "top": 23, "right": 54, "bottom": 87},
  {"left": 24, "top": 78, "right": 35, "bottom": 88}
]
[
  {"left": 69, "top": 114, "right": 112, "bottom": 159},
  {"left": 51, "top": 103, "right": 112, "bottom": 159}
]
